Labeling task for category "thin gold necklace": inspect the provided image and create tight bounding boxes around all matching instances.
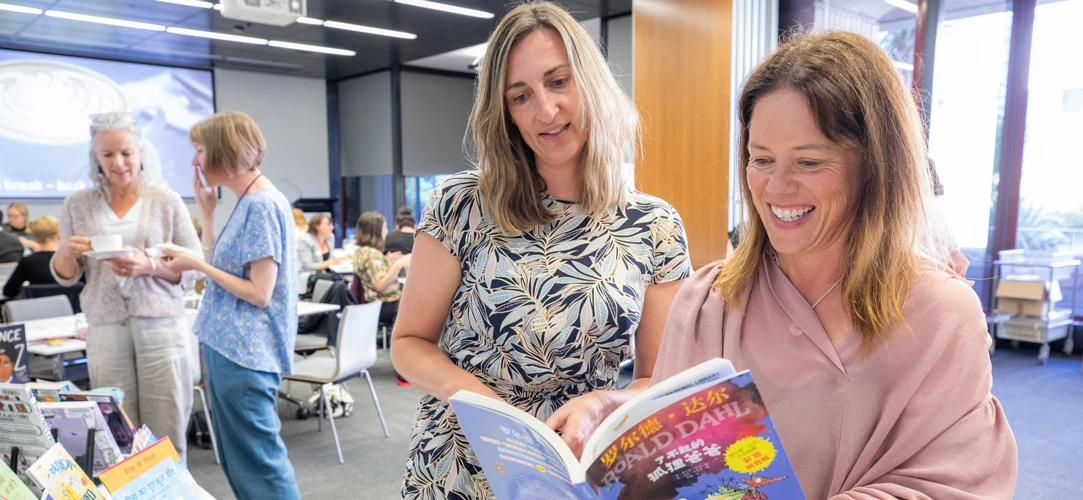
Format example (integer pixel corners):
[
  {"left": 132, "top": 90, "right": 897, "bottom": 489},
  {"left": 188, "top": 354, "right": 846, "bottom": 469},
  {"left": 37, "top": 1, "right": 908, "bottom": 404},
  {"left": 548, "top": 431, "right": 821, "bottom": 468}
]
[{"left": 774, "top": 253, "right": 843, "bottom": 309}]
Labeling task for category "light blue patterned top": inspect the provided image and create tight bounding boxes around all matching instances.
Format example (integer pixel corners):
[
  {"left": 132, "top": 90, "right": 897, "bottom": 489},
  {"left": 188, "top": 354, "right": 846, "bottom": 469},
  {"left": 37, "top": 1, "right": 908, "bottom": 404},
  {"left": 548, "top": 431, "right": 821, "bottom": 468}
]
[{"left": 194, "top": 188, "right": 298, "bottom": 375}]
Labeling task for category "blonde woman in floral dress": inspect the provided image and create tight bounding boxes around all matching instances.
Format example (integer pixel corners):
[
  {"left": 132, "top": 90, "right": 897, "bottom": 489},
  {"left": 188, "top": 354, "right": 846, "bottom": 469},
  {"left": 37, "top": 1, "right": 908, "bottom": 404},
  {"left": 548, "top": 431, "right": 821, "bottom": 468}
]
[{"left": 391, "top": 3, "right": 691, "bottom": 498}]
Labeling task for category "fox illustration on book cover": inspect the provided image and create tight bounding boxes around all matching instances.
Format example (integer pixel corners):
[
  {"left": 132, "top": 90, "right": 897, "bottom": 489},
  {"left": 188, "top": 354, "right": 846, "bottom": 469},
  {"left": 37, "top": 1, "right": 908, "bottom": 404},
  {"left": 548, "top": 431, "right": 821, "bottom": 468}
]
[{"left": 585, "top": 372, "right": 803, "bottom": 500}]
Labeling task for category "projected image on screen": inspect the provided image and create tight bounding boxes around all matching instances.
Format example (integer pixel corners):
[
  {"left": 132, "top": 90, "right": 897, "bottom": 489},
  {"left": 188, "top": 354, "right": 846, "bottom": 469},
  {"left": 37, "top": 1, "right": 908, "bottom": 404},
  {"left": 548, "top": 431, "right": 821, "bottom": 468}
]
[{"left": 0, "top": 48, "right": 214, "bottom": 198}]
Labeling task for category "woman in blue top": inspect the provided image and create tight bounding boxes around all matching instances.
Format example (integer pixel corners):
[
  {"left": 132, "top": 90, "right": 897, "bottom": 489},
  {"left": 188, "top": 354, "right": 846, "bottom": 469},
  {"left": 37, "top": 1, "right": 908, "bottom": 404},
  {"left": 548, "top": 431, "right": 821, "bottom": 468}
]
[{"left": 162, "top": 111, "right": 300, "bottom": 500}]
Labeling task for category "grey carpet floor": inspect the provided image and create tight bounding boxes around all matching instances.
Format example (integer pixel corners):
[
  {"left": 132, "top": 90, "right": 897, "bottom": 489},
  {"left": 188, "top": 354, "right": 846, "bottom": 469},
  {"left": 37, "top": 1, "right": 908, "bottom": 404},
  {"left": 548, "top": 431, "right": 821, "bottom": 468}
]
[{"left": 186, "top": 346, "right": 1083, "bottom": 499}]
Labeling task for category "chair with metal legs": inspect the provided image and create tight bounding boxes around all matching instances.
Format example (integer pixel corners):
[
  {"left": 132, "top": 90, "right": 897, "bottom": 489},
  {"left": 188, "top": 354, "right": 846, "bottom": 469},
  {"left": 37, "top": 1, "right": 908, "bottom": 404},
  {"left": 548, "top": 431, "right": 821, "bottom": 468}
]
[
  {"left": 283, "top": 302, "right": 389, "bottom": 464},
  {"left": 189, "top": 333, "right": 220, "bottom": 464}
]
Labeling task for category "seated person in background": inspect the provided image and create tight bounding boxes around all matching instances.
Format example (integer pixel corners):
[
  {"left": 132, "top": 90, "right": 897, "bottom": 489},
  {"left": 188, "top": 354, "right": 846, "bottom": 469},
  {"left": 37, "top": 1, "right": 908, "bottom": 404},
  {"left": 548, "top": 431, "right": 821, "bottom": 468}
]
[
  {"left": 0, "top": 216, "right": 23, "bottom": 263},
  {"left": 297, "top": 213, "right": 346, "bottom": 273},
  {"left": 6, "top": 203, "right": 40, "bottom": 253},
  {"left": 292, "top": 207, "right": 308, "bottom": 241},
  {"left": 352, "top": 211, "right": 411, "bottom": 322},
  {"left": 3, "top": 216, "right": 62, "bottom": 298},
  {"left": 354, "top": 210, "right": 412, "bottom": 386},
  {"left": 384, "top": 206, "right": 416, "bottom": 256}
]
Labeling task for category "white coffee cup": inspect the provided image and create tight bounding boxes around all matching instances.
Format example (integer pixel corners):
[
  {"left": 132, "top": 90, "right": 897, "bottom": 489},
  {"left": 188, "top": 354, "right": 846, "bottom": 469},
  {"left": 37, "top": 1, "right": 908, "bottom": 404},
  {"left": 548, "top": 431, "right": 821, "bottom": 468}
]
[{"left": 91, "top": 235, "right": 123, "bottom": 252}]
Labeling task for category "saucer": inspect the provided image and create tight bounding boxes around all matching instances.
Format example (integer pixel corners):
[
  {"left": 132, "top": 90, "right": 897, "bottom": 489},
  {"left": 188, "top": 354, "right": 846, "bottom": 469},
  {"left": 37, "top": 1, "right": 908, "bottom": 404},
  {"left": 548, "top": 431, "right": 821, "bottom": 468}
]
[{"left": 86, "top": 249, "right": 133, "bottom": 259}]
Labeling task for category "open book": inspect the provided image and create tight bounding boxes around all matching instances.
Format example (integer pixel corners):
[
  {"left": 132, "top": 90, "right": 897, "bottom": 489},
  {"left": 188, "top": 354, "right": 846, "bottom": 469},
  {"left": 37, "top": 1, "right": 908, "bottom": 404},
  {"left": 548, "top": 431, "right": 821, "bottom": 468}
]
[{"left": 449, "top": 358, "right": 806, "bottom": 500}]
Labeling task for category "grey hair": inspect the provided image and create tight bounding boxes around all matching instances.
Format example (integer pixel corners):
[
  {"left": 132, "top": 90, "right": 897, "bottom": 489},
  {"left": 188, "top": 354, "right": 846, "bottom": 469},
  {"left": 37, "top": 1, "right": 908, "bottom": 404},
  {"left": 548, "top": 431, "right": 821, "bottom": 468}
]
[{"left": 87, "top": 112, "right": 162, "bottom": 199}]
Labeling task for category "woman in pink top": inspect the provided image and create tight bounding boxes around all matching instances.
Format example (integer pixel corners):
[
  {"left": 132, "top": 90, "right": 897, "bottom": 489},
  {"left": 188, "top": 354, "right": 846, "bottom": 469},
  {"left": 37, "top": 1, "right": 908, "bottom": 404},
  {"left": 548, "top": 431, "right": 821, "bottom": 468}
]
[{"left": 650, "top": 32, "right": 1017, "bottom": 499}]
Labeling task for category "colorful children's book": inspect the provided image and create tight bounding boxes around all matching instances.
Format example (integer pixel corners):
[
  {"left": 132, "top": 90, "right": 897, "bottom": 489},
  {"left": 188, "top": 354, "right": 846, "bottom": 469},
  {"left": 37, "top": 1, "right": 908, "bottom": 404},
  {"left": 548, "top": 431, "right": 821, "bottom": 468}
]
[
  {"left": 38, "top": 402, "right": 123, "bottom": 476},
  {"left": 58, "top": 392, "right": 135, "bottom": 454},
  {"left": 98, "top": 437, "right": 181, "bottom": 493},
  {"left": 449, "top": 358, "right": 806, "bottom": 500},
  {"left": 25, "top": 381, "right": 78, "bottom": 404},
  {"left": 26, "top": 443, "right": 102, "bottom": 499},
  {"left": 0, "top": 461, "right": 36, "bottom": 500},
  {"left": 0, "top": 384, "right": 56, "bottom": 489},
  {"left": 131, "top": 426, "right": 158, "bottom": 454},
  {"left": 111, "top": 459, "right": 198, "bottom": 500},
  {"left": 0, "top": 324, "right": 29, "bottom": 384},
  {"left": 99, "top": 437, "right": 215, "bottom": 500}
]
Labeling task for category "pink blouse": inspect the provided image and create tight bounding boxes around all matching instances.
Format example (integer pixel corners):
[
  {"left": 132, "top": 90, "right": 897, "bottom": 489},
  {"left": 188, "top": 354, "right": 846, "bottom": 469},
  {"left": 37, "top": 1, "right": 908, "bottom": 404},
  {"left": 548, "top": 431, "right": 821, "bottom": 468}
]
[{"left": 652, "top": 256, "right": 1017, "bottom": 499}]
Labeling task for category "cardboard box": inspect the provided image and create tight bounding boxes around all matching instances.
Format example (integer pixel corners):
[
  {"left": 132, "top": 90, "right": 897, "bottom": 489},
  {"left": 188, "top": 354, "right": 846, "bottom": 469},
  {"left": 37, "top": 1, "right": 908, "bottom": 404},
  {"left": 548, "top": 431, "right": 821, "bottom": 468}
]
[{"left": 995, "top": 280, "right": 1049, "bottom": 316}]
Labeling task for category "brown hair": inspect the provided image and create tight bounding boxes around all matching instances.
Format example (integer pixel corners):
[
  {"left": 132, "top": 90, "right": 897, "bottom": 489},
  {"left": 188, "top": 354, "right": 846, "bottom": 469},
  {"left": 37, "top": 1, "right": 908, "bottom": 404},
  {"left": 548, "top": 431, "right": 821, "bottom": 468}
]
[
  {"left": 188, "top": 111, "right": 266, "bottom": 178},
  {"left": 395, "top": 206, "right": 416, "bottom": 230},
  {"left": 307, "top": 214, "right": 331, "bottom": 237},
  {"left": 471, "top": 1, "right": 639, "bottom": 234},
  {"left": 716, "top": 31, "right": 934, "bottom": 352},
  {"left": 354, "top": 211, "right": 386, "bottom": 252},
  {"left": 28, "top": 216, "right": 59, "bottom": 242}
]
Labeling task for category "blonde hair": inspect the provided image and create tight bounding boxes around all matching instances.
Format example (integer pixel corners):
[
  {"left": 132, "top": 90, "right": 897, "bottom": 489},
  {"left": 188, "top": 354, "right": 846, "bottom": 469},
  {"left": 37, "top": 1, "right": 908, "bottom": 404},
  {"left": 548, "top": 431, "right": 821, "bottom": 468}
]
[
  {"left": 28, "top": 216, "right": 59, "bottom": 242},
  {"left": 7, "top": 202, "right": 28, "bottom": 220},
  {"left": 189, "top": 111, "right": 266, "bottom": 178},
  {"left": 470, "top": 1, "right": 639, "bottom": 234},
  {"left": 717, "top": 31, "right": 935, "bottom": 352},
  {"left": 292, "top": 208, "right": 307, "bottom": 232}
]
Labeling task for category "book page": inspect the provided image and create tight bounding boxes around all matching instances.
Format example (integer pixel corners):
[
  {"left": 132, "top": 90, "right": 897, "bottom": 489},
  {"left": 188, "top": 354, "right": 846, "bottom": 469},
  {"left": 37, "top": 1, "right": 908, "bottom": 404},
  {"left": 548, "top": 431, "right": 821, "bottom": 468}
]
[
  {"left": 581, "top": 358, "right": 736, "bottom": 464},
  {"left": 0, "top": 461, "right": 36, "bottom": 500},
  {"left": 449, "top": 391, "right": 589, "bottom": 500},
  {"left": 583, "top": 372, "right": 806, "bottom": 500},
  {"left": 38, "top": 402, "right": 123, "bottom": 475}
]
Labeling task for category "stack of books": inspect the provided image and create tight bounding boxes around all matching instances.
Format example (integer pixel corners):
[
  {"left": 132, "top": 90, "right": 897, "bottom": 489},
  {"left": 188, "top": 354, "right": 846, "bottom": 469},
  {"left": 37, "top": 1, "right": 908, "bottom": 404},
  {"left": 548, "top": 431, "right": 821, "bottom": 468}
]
[{"left": 0, "top": 383, "right": 214, "bottom": 499}]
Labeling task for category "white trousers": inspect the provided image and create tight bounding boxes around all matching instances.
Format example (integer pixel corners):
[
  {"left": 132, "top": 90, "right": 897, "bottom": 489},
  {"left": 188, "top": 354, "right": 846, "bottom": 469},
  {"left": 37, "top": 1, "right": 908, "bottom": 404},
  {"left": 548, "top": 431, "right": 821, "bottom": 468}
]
[{"left": 86, "top": 316, "right": 194, "bottom": 460}]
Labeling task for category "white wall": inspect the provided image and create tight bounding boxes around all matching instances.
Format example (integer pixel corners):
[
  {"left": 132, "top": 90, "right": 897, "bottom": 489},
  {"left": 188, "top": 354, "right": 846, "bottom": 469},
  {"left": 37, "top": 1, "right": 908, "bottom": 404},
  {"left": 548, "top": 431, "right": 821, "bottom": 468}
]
[
  {"left": 401, "top": 72, "right": 474, "bottom": 176},
  {"left": 338, "top": 71, "right": 393, "bottom": 177},
  {"left": 17, "top": 68, "right": 330, "bottom": 234},
  {"left": 607, "top": 15, "right": 634, "bottom": 99},
  {"left": 212, "top": 68, "right": 329, "bottom": 231}
]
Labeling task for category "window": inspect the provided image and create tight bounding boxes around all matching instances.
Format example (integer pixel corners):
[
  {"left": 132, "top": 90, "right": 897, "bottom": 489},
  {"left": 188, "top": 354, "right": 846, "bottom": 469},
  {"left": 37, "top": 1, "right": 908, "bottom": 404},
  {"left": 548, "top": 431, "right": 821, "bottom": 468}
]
[
  {"left": 1016, "top": 0, "right": 1083, "bottom": 254},
  {"left": 927, "top": 0, "right": 1013, "bottom": 304}
]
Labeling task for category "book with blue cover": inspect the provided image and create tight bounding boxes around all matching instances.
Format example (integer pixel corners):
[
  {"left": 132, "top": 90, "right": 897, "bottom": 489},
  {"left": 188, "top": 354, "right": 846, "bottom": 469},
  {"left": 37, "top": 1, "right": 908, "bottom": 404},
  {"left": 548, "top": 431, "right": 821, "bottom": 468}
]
[
  {"left": 111, "top": 458, "right": 199, "bottom": 500},
  {"left": 449, "top": 358, "right": 806, "bottom": 500}
]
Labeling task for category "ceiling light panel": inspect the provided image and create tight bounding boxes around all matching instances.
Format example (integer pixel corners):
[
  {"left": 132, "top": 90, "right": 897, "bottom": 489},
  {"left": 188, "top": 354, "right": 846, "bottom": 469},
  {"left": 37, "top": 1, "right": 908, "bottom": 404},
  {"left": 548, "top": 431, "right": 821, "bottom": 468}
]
[
  {"left": 157, "top": 0, "right": 214, "bottom": 8},
  {"left": 0, "top": 3, "right": 42, "bottom": 15},
  {"left": 166, "top": 26, "right": 268, "bottom": 45},
  {"left": 268, "top": 40, "right": 355, "bottom": 56},
  {"left": 323, "top": 20, "right": 416, "bottom": 39},
  {"left": 44, "top": 10, "right": 167, "bottom": 31},
  {"left": 393, "top": 0, "right": 493, "bottom": 19}
]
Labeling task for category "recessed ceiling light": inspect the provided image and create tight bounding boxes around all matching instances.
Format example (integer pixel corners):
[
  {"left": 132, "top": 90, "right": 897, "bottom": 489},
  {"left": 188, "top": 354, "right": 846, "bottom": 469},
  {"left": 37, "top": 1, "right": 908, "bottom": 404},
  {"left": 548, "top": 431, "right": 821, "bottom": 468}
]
[
  {"left": 323, "top": 20, "right": 416, "bottom": 39},
  {"left": 884, "top": 0, "right": 918, "bottom": 14},
  {"left": 296, "top": 17, "right": 324, "bottom": 25},
  {"left": 393, "top": 0, "right": 493, "bottom": 19},
  {"left": 224, "top": 56, "right": 304, "bottom": 69},
  {"left": 166, "top": 26, "right": 268, "bottom": 45},
  {"left": 44, "top": 10, "right": 166, "bottom": 31},
  {"left": 268, "top": 40, "right": 355, "bottom": 56},
  {"left": 0, "top": 2, "right": 42, "bottom": 15},
  {"left": 157, "top": 0, "right": 215, "bottom": 8}
]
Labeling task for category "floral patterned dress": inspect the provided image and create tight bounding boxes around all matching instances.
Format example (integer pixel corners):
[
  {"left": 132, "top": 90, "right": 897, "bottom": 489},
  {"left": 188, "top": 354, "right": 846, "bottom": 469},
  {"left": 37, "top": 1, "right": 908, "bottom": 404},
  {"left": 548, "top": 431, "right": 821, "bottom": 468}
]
[{"left": 402, "top": 171, "right": 691, "bottom": 499}]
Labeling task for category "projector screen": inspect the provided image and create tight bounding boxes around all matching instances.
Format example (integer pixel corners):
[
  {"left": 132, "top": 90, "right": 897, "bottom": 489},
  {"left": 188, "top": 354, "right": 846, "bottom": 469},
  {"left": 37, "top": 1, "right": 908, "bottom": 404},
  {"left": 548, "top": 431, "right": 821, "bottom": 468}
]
[{"left": 0, "top": 48, "right": 214, "bottom": 198}]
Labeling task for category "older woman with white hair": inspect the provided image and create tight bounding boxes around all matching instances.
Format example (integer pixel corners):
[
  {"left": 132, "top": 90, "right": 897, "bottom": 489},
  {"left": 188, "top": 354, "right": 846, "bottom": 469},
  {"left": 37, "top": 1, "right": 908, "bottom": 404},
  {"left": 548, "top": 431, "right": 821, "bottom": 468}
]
[{"left": 50, "top": 111, "right": 202, "bottom": 460}]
